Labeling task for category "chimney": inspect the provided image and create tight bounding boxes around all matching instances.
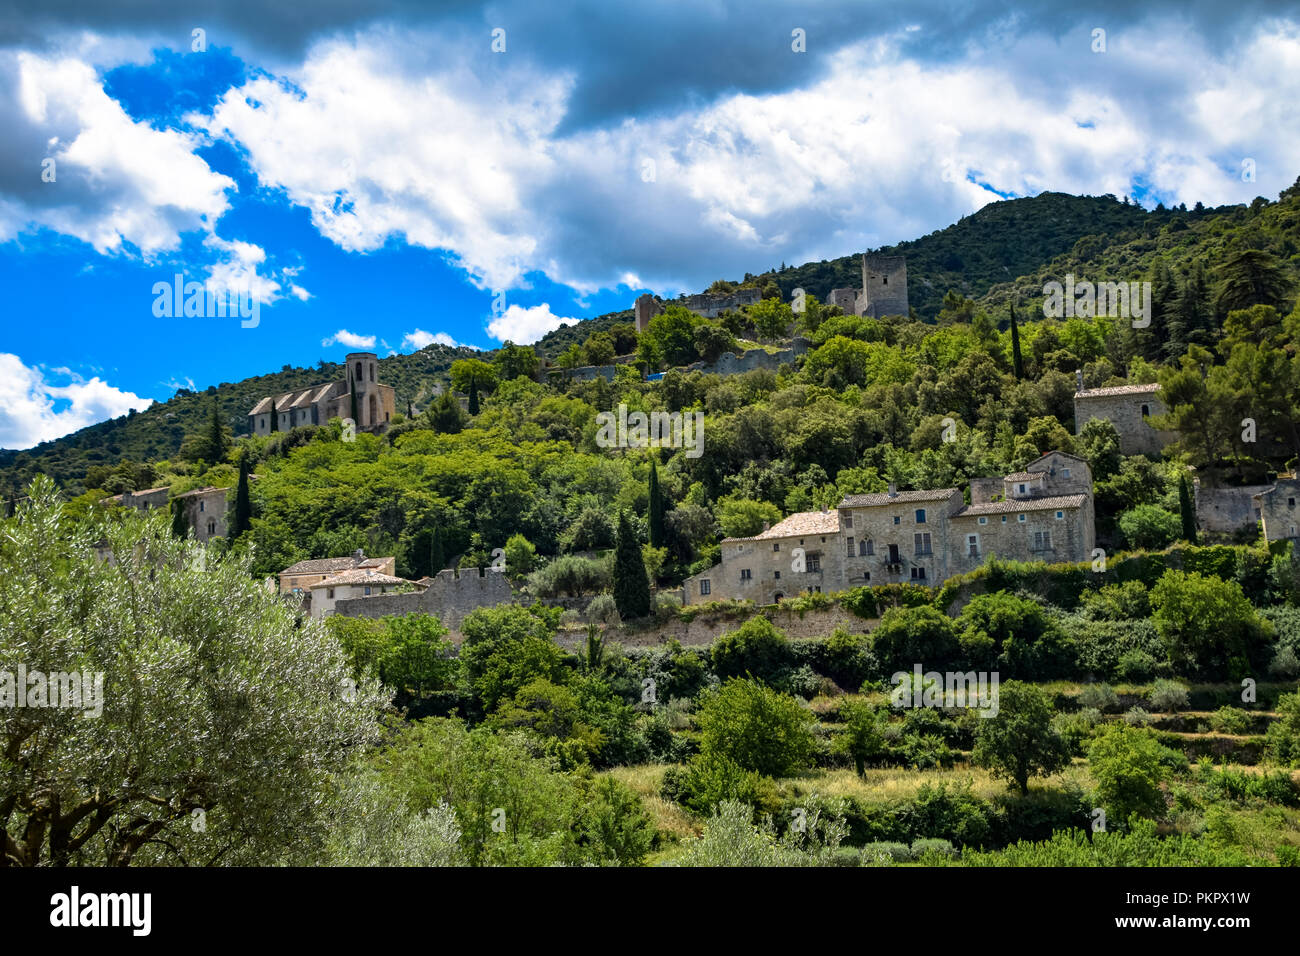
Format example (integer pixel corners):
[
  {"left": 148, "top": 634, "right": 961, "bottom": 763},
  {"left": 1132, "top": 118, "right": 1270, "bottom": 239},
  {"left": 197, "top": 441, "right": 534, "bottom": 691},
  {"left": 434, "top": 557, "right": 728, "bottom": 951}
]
[
  {"left": 762, "top": 522, "right": 770, "bottom": 532},
  {"left": 887, "top": 483, "right": 897, "bottom": 498},
  {"left": 1075, "top": 368, "right": 1084, "bottom": 393},
  {"left": 352, "top": 548, "right": 365, "bottom": 562}
]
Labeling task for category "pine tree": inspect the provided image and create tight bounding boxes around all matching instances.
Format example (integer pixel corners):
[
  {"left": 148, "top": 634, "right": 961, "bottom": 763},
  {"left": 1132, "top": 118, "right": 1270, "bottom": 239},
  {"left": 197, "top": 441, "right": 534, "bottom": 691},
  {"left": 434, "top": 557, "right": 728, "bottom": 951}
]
[
  {"left": 1178, "top": 475, "right": 1198, "bottom": 544},
  {"left": 648, "top": 456, "right": 665, "bottom": 549},
  {"left": 1010, "top": 303, "right": 1024, "bottom": 380},
  {"left": 231, "top": 453, "right": 252, "bottom": 541},
  {"left": 612, "top": 511, "right": 650, "bottom": 620}
]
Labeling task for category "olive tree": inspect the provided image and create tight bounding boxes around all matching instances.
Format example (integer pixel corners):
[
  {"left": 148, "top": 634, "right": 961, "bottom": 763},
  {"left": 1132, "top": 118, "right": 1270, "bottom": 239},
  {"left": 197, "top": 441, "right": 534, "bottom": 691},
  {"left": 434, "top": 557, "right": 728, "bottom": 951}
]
[{"left": 0, "top": 477, "right": 387, "bottom": 866}]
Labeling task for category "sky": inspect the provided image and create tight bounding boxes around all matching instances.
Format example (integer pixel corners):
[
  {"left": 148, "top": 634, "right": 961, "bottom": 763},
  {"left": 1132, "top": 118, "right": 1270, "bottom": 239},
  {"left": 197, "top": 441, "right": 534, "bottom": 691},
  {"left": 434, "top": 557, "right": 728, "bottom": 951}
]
[{"left": 1, "top": 0, "right": 1299, "bottom": 449}]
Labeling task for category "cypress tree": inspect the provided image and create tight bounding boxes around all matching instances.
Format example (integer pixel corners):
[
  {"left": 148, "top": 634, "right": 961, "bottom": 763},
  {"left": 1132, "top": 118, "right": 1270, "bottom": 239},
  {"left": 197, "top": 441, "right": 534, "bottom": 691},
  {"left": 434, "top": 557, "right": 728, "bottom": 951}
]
[
  {"left": 171, "top": 497, "right": 190, "bottom": 538},
  {"left": 612, "top": 511, "right": 650, "bottom": 620},
  {"left": 269, "top": 397, "right": 278, "bottom": 432},
  {"left": 648, "top": 457, "right": 665, "bottom": 549},
  {"left": 429, "top": 523, "right": 446, "bottom": 575},
  {"left": 468, "top": 378, "right": 480, "bottom": 416},
  {"left": 1010, "top": 303, "right": 1024, "bottom": 380},
  {"left": 1178, "top": 475, "right": 1198, "bottom": 544},
  {"left": 206, "top": 400, "right": 227, "bottom": 463},
  {"left": 231, "top": 453, "right": 252, "bottom": 541}
]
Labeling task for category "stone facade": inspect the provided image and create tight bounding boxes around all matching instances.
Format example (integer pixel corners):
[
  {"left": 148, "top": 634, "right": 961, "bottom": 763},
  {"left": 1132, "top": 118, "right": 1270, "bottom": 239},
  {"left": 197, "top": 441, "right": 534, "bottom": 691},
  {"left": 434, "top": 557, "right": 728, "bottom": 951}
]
[
  {"left": 1254, "top": 476, "right": 1300, "bottom": 544},
  {"left": 309, "top": 568, "right": 407, "bottom": 620},
  {"left": 1073, "top": 378, "right": 1176, "bottom": 456},
  {"left": 856, "top": 254, "right": 909, "bottom": 318},
  {"left": 248, "top": 351, "right": 396, "bottom": 436},
  {"left": 335, "top": 566, "right": 514, "bottom": 630},
  {"left": 827, "top": 288, "right": 859, "bottom": 313},
  {"left": 680, "top": 338, "right": 810, "bottom": 377},
  {"left": 1194, "top": 481, "right": 1271, "bottom": 535},
  {"left": 681, "top": 287, "right": 761, "bottom": 319},
  {"left": 173, "top": 486, "right": 230, "bottom": 542},
  {"left": 104, "top": 486, "right": 170, "bottom": 512},
  {"left": 634, "top": 293, "right": 662, "bottom": 332},
  {"left": 682, "top": 451, "right": 1093, "bottom": 604}
]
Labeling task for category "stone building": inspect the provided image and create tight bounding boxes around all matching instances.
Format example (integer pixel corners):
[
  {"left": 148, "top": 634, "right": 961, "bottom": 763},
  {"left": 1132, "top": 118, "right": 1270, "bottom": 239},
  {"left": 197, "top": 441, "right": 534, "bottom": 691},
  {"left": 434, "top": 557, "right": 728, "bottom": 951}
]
[
  {"left": 682, "top": 451, "right": 1093, "bottom": 604},
  {"left": 828, "top": 254, "right": 910, "bottom": 319},
  {"left": 681, "top": 287, "right": 761, "bottom": 319},
  {"left": 172, "top": 486, "right": 230, "bottom": 542},
  {"left": 247, "top": 352, "right": 395, "bottom": 437},
  {"left": 1254, "top": 475, "right": 1300, "bottom": 544},
  {"left": 335, "top": 566, "right": 514, "bottom": 630},
  {"left": 103, "top": 486, "right": 171, "bottom": 512},
  {"left": 278, "top": 549, "right": 397, "bottom": 597},
  {"left": 1193, "top": 480, "right": 1271, "bottom": 536},
  {"left": 309, "top": 568, "right": 409, "bottom": 620},
  {"left": 634, "top": 293, "right": 662, "bottom": 332},
  {"left": 1072, "top": 376, "right": 1175, "bottom": 456}
]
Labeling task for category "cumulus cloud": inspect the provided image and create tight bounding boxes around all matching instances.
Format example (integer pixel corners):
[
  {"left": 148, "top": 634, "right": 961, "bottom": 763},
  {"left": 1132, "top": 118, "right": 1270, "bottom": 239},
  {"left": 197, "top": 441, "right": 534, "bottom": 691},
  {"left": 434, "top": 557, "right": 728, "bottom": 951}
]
[
  {"left": 0, "top": 49, "right": 234, "bottom": 255},
  {"left": 402, "top": 329, "right": 473, "bottom": 350},
  {"left": 486, "top": 303, "right": 579, "bottom": 344},
  {"left": 321, "top": 329, "right": 376, "bottom": 348},
  {"left": 0, "top": 354, "right": 151, "bottom": 450}
]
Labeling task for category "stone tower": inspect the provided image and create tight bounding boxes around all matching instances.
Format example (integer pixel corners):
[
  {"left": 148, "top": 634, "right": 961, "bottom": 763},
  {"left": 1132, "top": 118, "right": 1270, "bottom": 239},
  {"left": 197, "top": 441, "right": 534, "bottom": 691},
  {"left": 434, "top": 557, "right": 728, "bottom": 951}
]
[
  {"left": 346, "top": 352, "right": 382, "bottom": 428},
  {"left": 634, "top": 293, "right": 661, "bottom": 333},
  {"left": 856, "top": 255, "right": 909, "bottom": 318}
]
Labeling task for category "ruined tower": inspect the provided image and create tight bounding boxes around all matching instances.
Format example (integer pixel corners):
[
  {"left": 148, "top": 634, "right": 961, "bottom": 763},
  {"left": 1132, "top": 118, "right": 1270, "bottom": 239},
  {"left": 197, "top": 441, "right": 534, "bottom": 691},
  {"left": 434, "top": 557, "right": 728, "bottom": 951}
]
[{"left": 856, "top": 255, "right": 909, "bottom": 319}]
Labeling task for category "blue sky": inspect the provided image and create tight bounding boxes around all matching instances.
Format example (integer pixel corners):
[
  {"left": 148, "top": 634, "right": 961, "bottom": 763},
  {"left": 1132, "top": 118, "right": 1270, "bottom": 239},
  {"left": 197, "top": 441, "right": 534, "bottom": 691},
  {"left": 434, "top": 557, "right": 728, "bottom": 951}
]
[{"left": 1, "top": 0, "right": 1298, "bottom": 449}]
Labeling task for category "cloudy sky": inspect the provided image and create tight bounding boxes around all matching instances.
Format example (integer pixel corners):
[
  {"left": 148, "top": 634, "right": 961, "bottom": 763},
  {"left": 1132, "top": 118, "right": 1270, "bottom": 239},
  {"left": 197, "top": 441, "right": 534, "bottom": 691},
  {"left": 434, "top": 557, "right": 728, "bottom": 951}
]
[{"left": 1, "top": 0, "right": 1298, "bottom": 449}]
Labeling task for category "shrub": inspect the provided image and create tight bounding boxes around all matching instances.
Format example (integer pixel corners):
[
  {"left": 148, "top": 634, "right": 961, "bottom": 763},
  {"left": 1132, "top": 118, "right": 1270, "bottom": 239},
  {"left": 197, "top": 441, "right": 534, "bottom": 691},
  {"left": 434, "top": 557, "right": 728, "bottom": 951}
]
[
  {"left": 1087, "top": 724, "right": 1180, "bottom": 826},
  {"left": 585, "top": 593, "right": 620, "bottom": 626},
  {"left": 870, "top": 605, "right": 960, "bottom": 675},
  {"left": 1150, "top": 570, "right": 1270, "bottom": 678},
  {"left": 711, "top": 616, "right": 794, "bottom": 685},
  {"left": 821, "top": 628, "right": 878, "bottom": 688},
  {"left": 1265, "top": 691, "right": 1300, "bottom": 768},
  {"left": 1116, "top": 649, "right": 1160, "bottom": 683},
  {"left": 1078, "top": 682, "right": 1119, "bottom": 713},
  {"left": 1118, "top": 505, "right": 1181, "bottom": 550},
  {"left": 1148, "top": 678, "right": 1189, "bottom": 713},
  {"left": 911, "top": 837, "right": 957, "bottom": 859},
  {"left": 696, "top": 678, "right": 815, "bottom": 777},
  {"left": 1123, "top": 707, "right": 1153, "bottom": 727},
  {"left": 861, "top": 841, "right": 912, "bottom": 864},
  {"left": 1207, "top": 706, "right": 1253, "bottom": 736},
  {"left": 1269, "top": 645, "right": 1300, "bottom": 679}
]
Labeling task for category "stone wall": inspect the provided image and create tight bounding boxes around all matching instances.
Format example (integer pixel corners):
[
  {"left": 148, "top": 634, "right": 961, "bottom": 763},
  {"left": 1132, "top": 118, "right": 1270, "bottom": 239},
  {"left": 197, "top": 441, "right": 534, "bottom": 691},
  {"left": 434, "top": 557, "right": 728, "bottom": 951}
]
[
  {"left": 1256, "top": 476, "right": 1300, "bottom": 543},
  {"left": 681, "top": 288, "right": 761, "bottom": 319},
  {"left": 1194, "top": 482, "right": 1270, "bottom": 535},
  {"left": 335, "top": 567, "right": 514, "bottom": 630},
  {"left": 1073, "top": 387, "right": 1176, "bottom": 456},
  {"left": 859, "top": 254, "right": 909, "bottom": 318}
]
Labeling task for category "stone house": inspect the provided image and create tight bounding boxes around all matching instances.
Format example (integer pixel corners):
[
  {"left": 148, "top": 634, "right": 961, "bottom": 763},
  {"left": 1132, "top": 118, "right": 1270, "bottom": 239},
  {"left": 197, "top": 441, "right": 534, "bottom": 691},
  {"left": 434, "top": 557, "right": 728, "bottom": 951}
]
[
  {"left": 247, "top": 351, "right": 395, "bottom": 436},
  {"left": 1254, "top": 475, "right": 1300, "bottom": 544},
  {"left": 278, "top": 549, "right": 397, "bottom": 597},
  {"left": 1073, "top": 376, "right": 1176, "bottom": 456},
  {"left": 334, "top": 566, "right": 514, "bottom": 630},
  {"left": 172, "top": 486, "right": 230, "bottom": 542},
  {"left": 682, "top": 451, "right": 1093, "bottom": 604},
  {"left": 309, "top": 568, "right": 409, "bottom": 620},
  {"left": 103, "top": 486, "right": 171, "bottom": 512}
]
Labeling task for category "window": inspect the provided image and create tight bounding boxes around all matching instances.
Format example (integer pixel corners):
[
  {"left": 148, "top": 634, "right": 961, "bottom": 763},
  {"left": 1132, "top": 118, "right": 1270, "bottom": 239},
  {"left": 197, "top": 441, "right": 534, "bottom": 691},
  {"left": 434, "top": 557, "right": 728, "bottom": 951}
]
[
  {"left": 893, "top": 516, "right": 901, "bottom": 525},
  {"left": 206, "top": 519, "right": 215, "bottom": 536},
  {"left": 774, "top": 570, "right": 781, "bottom": 579},
  {"left": 1018, "top": 514, "right": 1027, "bottom": 522},
  {"left": 1062, "top": 468, "right": 1071, "bottom": 478},
  {"left": 806, "top": 555, "right": 821, "bottom": 572},
  {"left": 740, "top": 569, "right": 753, "bottom": 581},
  {"left": 1001, "top": 515, "right": 1007, "bottom": 523},
  {"left": 914, "top": 532, "right": 932, "bottom": 555},
  {"left": 910, "top": 567, "right": 926, "bottom": 580},
  {"left": 1055, "top": 511, "right": 1064, "bottom": 519},
  {"left": 700, "top": 579, "right": 711, "bottom": 596},
  {"left": 915, "top": 508, "right": 926, "bottom": 524},
  {"left": 1018, "top": 483, "right": 1027, "bottom": 494},
  {"left": 1033, "top": 530, "right": 1052, "bottom": 550},
  {"left": 967, "top": 534, "right": 979, "bottom": 557},
  {"left": 199, "top": 500, "right": 205, "bottom": 512},
  {"left": 887, "top": 543, "right": 900, "bottom": 563},
  {"left": 1141, "top": 404, "right": 1150, "bottom": 417},
  {"left": 1290, "top": 498, "right": 1296, "bottom": 508},
  {"left": 846, "top": 536, "right": 855, "bottom": 556},
  {"left": 861, "top": 539, "right": 873, "bottom": 556},
  {"left": 844, "top": 514, "right": 853, "bottom": 529},
  {"left": 327, "top": 588, "right": 335, "bottom": 599},
  {"left": 773, "top": 542, "right": 780, "bottom": 551},
  {"left": 364, "top": 586, "right": 372, "bottom": 596},
  {"left": 978, "top": 516, "right": 987, "bottom": 525}
]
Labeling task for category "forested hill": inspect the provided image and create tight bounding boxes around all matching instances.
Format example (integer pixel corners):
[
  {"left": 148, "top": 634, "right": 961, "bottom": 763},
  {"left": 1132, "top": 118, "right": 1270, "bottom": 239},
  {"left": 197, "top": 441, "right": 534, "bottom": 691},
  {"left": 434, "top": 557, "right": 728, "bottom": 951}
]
[{"left": 2, "top": 183, "right": 1287, "bottom": 494}]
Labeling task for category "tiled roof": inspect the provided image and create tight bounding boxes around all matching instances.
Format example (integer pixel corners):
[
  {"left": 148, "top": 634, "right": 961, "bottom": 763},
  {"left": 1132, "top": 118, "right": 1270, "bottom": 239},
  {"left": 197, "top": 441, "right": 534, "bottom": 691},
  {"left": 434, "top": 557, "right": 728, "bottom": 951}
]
[
  {"left": 1076, "top": 383, "right": 1160, "bottom": 397},
  {"left": 310, "top": 569, "right": 407, "bottom": 589},
  {"left": 956, "top": 494, "right": 1088, "bottom": 517},
  {"left": 172, "top": 485, "right": 226, "bottom": 499},
  {"left": 280, "top": 553, "right": 390, "bottom": 576},
  {"left": 723, "top": 510, "right": 840, "bottom": 542},
  {"left": 1004, "top": 472, "right": 1043, "bottom": 482},
  {"left": 129, "top": 486, "right": 171, "bottom": 497},
  {"left": 839, "top": 488, "right": 958, "bottom": 508}
]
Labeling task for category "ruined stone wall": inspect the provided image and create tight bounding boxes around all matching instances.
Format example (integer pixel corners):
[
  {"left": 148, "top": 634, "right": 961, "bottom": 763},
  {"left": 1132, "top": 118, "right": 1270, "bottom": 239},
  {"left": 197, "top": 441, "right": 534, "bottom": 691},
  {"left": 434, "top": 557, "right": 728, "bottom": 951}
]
[
  {"left": 335, "top": 567, "right": 514, "bottom": 630},
  {"left": 1195, "top": 482, "right": 1270, "bottom": 535}
]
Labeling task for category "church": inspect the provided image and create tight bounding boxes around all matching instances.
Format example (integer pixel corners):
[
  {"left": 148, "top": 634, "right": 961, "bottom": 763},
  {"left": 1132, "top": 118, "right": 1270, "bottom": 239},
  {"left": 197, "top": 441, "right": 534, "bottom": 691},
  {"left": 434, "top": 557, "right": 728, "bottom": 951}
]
[{"left": 247, "top": 352, "right": 396, "bottom": 436}]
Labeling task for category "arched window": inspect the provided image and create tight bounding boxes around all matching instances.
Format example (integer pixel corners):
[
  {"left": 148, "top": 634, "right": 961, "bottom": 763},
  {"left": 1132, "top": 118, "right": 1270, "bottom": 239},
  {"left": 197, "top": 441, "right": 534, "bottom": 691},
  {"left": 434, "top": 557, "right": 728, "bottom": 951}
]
[
  {"left": 356, "top": 362, "right": 363, "bottom": 381},
  {"left": 207, "top": 519, "right": 216, "bottom": 537}
]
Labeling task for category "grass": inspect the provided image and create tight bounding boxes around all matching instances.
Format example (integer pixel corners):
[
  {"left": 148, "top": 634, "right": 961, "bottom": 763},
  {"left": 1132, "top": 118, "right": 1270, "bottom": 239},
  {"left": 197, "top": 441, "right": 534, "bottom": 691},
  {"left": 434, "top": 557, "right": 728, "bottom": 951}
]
[
  {"left": 600, "top": 763, "right": 701, "bottom": 846},
  {"left": 774, "top": 761, "right": 1094, "bottom": 806}
]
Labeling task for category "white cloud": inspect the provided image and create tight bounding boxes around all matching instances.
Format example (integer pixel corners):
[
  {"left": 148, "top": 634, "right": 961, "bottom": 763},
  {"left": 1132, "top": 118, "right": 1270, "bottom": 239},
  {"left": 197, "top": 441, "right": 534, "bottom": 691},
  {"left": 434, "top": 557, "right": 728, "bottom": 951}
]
[
  {"left": 486, "top": 303, "right": 578, "bottom": 344},
  {"left": 402, "top": 328, "right": 473, "bottom": 350},
  {"left": 0, "top": 50, "right": 234, "bottom": 255},
  {"left": 321, "top": 329, "right": 376, "bottom": 349},
  {"left": 0, "top": 354, "right": 150, "bottom": 450}
]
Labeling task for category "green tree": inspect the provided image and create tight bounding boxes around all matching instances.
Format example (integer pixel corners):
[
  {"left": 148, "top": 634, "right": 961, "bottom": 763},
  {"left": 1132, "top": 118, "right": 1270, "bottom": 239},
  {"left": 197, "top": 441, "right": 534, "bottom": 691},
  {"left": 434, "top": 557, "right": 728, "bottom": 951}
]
[
  {"left": 971, "top": 681, "right": 1071, "bottom": 794},
  {"left": 1177, "top": 475, "right": 1197, "bottom": 543},
  {"left": 647, "top": 457, "right": 665, "bottom": 549},
  {"left": 696, "top": 678, "right": 814, "bottom": 778},
  {"left": 612, "top": 511, "right": 650, "bottom": 619},
  {"left": 1214, "top": 248, "right": 1293, "bottom": 316},
  {"left": 834, "top": 701, "right": 890, "bottom": 776},
  {"left": 230, "top": 452, "right": 252, "bottom": 541},
  {"left": 714, "top": 496, "right": 783, "bottom": 538},
  {"left": 1009, "top": 303, "right": 1024, "bottom": 380},
  {"left": 428, "top": 391, "right": 466, "bottom": 434},
  {"left": 1117, "top": 504, "right": 1181, "bottom": 550},
  {"left": 1074, "top": 418, "right": 1122, "bottom": 481},
  {"left": 493, "top": 342, "right": 539, "bottom": 382},
  {"left": 269, "top": 397, "right": 278, "bottom": 432},
  {"left": 204, "top": 399, "right": 230, "bottom": 464},
  {"left": 1150, "top": 570, "right": 1268, "bottom": 676},
  {"left": 1087, "top": 723, "right": 1178, "bottom": 826},
  {"left": 170, "top": 496, "right": 190, "bottom": 538},
  {"left": 503, "top": 532, "right": 537, "bottom": 578},
  {"left": 711, "top": 616, "right": 794, "bottom": 685},
  {"left": 0, "top": 476, "right": 385, "bottom": 866}
]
